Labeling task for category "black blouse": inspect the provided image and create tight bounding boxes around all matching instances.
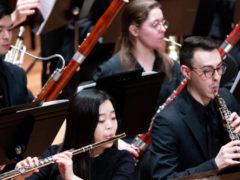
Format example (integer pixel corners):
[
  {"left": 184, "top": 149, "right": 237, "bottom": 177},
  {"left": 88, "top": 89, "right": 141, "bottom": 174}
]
[{"left": 26, "top": 145, "right": 135, "bottom": 180}]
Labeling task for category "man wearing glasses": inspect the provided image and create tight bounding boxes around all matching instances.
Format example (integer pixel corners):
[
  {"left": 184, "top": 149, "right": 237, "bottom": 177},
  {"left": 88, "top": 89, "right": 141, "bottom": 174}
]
[{"left": 150, "top": 36, "right": 240, "bottom": 180}]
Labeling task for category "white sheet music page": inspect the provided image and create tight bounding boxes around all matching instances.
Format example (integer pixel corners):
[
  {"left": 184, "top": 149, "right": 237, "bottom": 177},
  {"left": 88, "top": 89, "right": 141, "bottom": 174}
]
[{"left": 36, "top": 0, "right": 56, "bottom": 35}]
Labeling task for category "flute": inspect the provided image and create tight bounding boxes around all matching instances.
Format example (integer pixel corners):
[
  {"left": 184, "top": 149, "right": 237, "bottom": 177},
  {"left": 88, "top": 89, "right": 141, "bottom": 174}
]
[{"left": 0, "top": 133, "right": 126, "bottom": 180}]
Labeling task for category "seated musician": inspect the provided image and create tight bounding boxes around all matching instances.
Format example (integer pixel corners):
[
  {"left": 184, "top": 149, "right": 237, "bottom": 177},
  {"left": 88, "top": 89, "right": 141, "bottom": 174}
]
[
  {"left": 0, "top": 1, "right": 36, "bottom": 109},
  {"left": 13, "top": 89, "right": 135, "bottom": 180},
  {"left": 93, "top": 0, "right": 184, "bottom": 106},
  {"left": 150, "top": 36, "right": 240, "bottom": 179}
]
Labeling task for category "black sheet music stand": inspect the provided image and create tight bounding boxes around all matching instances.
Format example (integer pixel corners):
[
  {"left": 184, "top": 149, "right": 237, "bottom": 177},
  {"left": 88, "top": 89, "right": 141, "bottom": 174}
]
[
  {"left": 83, "top": 70, "right": 165, "bottom": 137},
  {"left": 0, "top": 99, "right": 69, "bottom": 165},
  {"left": 160, "top": 0, "right": 199, "bottom": 36}
]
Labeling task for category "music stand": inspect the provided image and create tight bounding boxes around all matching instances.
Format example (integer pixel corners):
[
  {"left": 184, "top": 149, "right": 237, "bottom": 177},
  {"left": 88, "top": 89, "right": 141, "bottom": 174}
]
[
  {"left": 79, "top": 70, "right": 165, "bottom": 137},
  {"left": 0, "top": 99, "right": 69, "bottom": 165},
  {"left": 0, "top": 100, "right": 43, "bottom": 115},
  {"left": 173, "top": 164, "right": 240, "bottom": 180},
  {"left": 36, "top": 0, "right": 73, "bottom": 35}
]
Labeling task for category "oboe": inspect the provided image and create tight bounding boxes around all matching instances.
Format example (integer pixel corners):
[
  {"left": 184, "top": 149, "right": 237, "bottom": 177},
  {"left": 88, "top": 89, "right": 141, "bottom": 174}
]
[
  {"left": 0, "top": 133, "right": 126, "bottom": 180},
  {"left": 215, "top": 93, "right": 240, "bottom": 141}
]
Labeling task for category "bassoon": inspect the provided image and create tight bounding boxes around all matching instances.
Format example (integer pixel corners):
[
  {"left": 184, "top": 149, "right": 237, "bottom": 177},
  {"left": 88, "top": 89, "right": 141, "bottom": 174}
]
[
  {"left": 131, "top": 79, "right": 187, "bottom": 159},
  {"left": 218, "top": 22, "right": 240, "bottom": 58},
  {"left": 131, "top": 22, "right": 240, "bottom": 160},
  {"left": 35, "top": 0, "right": 129, "bottom": 101},
  {"left": 0, "top": 133, "right": 126, "bottom": 180}
]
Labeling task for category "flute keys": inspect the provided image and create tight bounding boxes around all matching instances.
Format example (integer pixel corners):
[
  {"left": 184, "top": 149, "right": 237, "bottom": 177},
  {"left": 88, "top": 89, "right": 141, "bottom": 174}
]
[{"left": 19, "top": 167, "right": 26, "bottom": 174}]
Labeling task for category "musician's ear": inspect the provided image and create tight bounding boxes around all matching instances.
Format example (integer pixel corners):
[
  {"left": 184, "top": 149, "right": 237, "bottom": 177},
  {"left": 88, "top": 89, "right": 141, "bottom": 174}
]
[
  {"left": 129, "top": 24, "right": 139, "bottom": 37},
  {"left": 181, "top": 65, "right": 191, "bottom": 79}
]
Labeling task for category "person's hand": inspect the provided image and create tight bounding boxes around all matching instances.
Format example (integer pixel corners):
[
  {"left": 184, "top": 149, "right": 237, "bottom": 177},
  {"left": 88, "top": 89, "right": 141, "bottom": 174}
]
[
  {"left": 11, "top": 0, "right": 39, "bottom": 27},
  {"left": 13, "top": 156, "right": 39, "bottom": 180},
  {"left": 118, "top": 139, "right": 139, "bottom": 159},
  {"left": 215, "top": 140, "right": 240, "bottom": 169},
  {"left": 228, "top": 112, "right": 240, "bottom": 134},
  {"left": 53, "top": 151, "right": 82, "bottom": 180}
]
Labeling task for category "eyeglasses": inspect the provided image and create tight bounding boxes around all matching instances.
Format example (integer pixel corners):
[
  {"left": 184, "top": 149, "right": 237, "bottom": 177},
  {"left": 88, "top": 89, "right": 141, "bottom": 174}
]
[
  {"left": 151, "top": 19, "right": 168, "bottom": 30},
  {"left": 190, "top": 62, "right": 227, "bottom": 79}
]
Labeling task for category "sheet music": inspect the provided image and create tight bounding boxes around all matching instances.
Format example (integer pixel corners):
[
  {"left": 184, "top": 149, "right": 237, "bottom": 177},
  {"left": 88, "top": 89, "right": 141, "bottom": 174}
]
[
  {"left": 230, "top": 71, "right": 240, "bottom": 93},
  {"left": 142, "top": 71, "right": 158, "bottom": 76},
  {"left": 36, "top": 0, "right": 56, "bottom": 35},
  {"left": 77, "top": 82, "right": 96, "bottom": 92}
]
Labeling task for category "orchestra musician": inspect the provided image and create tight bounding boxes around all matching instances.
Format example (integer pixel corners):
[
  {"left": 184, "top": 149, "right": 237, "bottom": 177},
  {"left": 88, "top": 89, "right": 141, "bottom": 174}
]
[
  {"left": 0, "top": 1, "right": 34, "bottom": 109},
  {"left": 93, "top": 0, "right": 184, "bottom": 106},
  {"left": 150, "top": 36, "right": 240, "bottom": 179},
  {"left": 13, "top": 89, "right": 135, "bottom": 180},
  {"left": 91, "top": 1, "right": 183, "bottom": 179}
]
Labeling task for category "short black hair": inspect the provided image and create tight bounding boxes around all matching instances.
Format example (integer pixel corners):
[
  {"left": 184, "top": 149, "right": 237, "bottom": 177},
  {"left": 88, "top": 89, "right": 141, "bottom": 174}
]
[
  {"left": 0, "top": 2, "right": 12, "bottom": 19},
  {"left": 179, "top": 36, "right": 219, "bottom": 68}
]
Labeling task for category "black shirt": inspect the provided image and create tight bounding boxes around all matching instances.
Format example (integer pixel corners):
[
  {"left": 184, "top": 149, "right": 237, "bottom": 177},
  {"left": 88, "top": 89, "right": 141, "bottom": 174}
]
[
  {"left": 0, "top": 57, "right": 9, "bottom": 108},
  {"left": 187, "top": 88, "right": 230, "bottom": 159},
  {"left": 0, "top": 75, "right": 6, "bottom": 108},
  {"left": 0, "top": 56, "right": 33, "bottom": 109},
  {"left": 90, "top": 147, "right": 135, "bottom": 180},
  {"left": 26, "top": 146, "right": 135, "bottom": 180}
]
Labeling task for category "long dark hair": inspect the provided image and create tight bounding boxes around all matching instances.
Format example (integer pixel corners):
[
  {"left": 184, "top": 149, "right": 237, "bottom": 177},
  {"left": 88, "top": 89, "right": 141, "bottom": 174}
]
[
  {"left": 61, "top": 89, "right": 113, "bottom": 179},
  {"left": 116, "top": 0, "right": 173, "bottom": 79}
]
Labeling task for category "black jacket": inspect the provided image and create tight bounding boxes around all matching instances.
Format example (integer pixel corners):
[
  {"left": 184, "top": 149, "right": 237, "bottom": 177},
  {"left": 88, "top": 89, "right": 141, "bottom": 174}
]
[
  {"left": 0, "top": 57, "right": 33, "bottom": 108},
  {"left": 150, "top": 87, "right": 240, "bottom": 179}
]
